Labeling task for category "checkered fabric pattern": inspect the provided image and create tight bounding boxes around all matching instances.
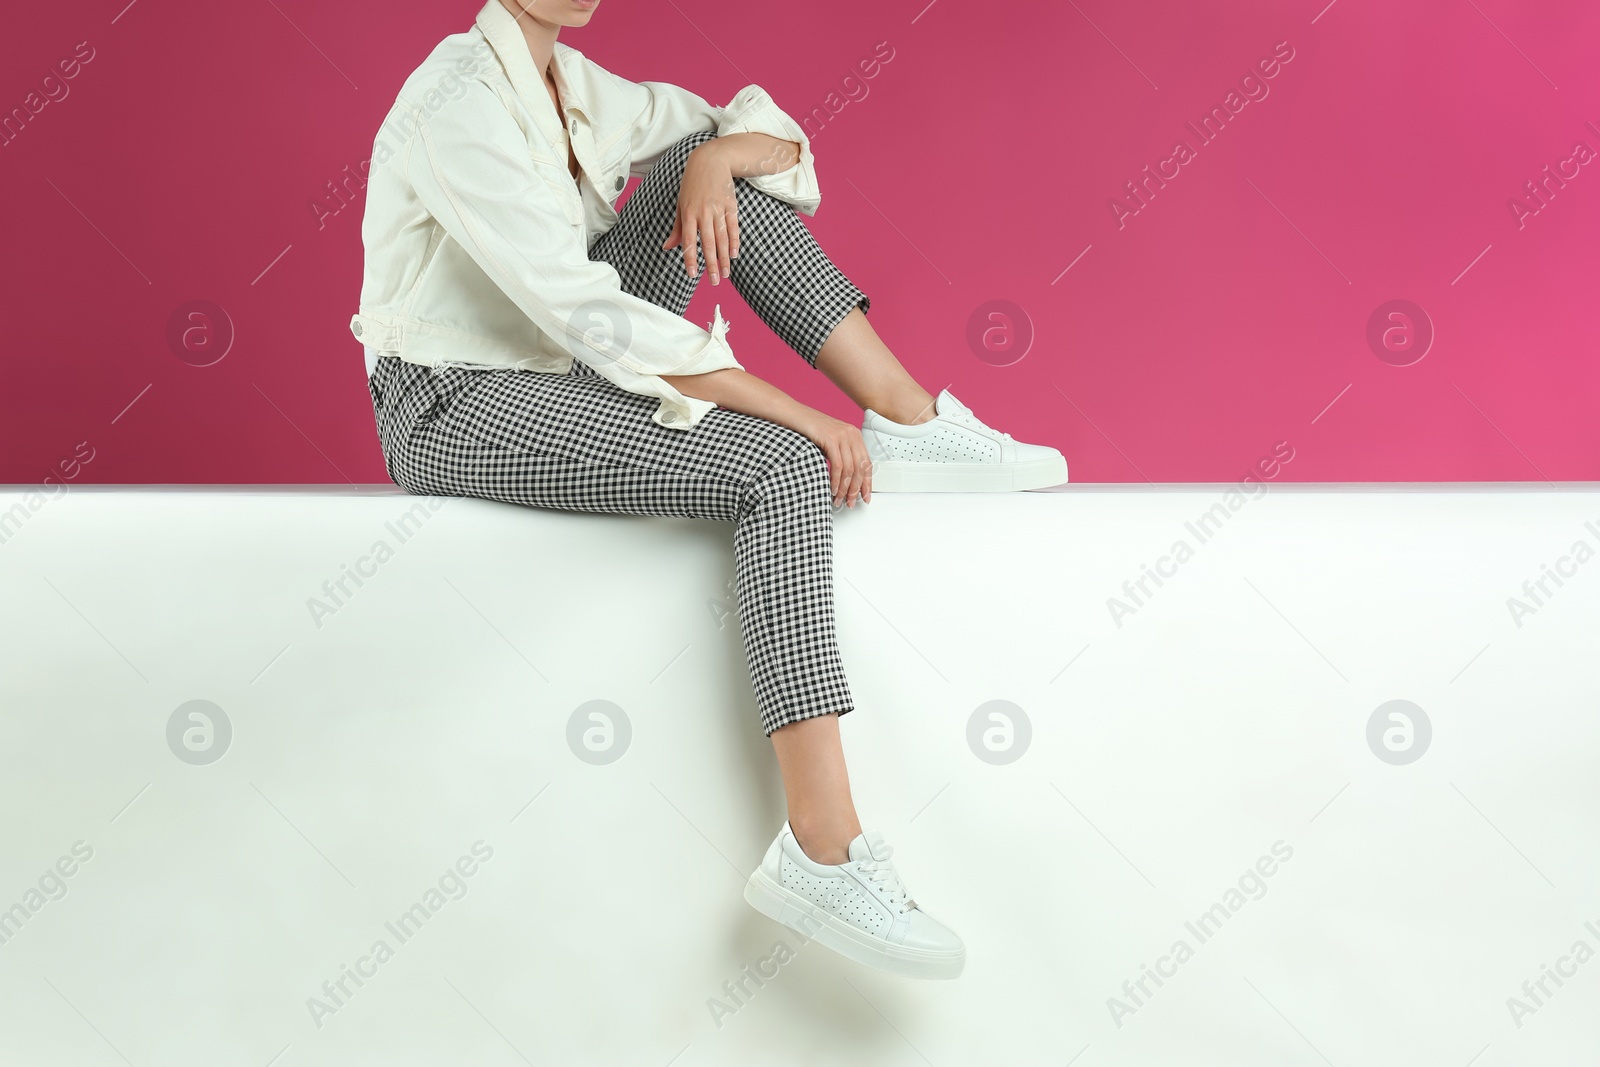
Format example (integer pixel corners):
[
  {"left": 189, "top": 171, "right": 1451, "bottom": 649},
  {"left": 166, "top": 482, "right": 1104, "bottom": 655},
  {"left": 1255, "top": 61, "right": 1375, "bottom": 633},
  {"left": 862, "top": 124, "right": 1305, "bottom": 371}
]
[{"left": 367, "top": 131, "right": 870, "bottom": 735}]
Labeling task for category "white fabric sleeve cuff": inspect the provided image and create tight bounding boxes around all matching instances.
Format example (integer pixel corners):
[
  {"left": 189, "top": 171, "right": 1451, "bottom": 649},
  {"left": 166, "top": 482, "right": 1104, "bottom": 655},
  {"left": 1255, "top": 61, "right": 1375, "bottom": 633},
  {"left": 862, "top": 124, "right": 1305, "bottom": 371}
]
[{"left": 715, "top": 84, "right": 821, "bottom": 216}]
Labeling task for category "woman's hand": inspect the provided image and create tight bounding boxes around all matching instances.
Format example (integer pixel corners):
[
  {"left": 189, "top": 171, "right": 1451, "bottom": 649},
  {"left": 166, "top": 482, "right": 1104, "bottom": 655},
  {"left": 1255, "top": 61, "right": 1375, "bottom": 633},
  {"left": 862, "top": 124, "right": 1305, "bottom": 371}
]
[
  {"left": 658, "top": 370, "right": 872, "bottom": 509},
  {"left": 662, "top": 142, "right": 740, "bottom": 286},
  {"left": 798, "top": 412, "right": 874, "bottom": 508}
]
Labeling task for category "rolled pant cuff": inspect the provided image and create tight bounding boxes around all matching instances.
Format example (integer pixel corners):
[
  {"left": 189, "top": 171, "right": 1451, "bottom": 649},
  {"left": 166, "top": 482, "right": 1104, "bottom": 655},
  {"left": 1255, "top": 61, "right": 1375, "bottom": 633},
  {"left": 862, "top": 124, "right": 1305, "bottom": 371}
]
[{"left": 762, "top": 703, "right": 855, "bottom": 737}]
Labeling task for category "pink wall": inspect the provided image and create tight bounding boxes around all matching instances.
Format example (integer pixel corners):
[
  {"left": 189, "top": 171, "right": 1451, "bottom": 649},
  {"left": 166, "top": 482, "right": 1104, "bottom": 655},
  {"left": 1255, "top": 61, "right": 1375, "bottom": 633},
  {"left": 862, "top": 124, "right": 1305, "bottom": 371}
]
[{"left": 4, "top": 0, "right": 1596, "bottom": 485}]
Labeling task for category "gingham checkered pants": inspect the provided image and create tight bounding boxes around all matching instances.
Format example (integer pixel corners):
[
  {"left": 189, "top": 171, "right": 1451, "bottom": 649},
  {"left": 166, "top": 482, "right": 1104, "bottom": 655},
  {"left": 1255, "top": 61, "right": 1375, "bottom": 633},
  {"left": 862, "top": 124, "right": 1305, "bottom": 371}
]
[{"left": 368, "top": 130, "right": 871, "bottom": 736}]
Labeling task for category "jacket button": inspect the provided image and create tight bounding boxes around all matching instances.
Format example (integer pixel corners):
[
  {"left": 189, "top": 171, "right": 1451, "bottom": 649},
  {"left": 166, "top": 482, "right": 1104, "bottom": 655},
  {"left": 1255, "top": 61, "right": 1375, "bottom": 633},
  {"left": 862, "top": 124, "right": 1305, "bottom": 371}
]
[
  {"left": 614, "top": 175, "right": 625, "bottom": 191},
  {"left": 352, "top": 321, "right": 363, "bottom": 337},
  {"left": 662, "top": 410, "right": 680, "bottom": 424}
]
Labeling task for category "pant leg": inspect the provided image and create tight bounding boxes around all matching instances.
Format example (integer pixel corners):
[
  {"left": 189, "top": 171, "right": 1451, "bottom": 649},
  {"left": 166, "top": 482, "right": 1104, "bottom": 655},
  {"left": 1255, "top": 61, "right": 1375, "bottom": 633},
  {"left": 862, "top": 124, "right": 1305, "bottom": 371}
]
[
  {"left": 369, "top": 356, "right": 854, "bottom": 737},
  {"left": 586, "top": 129, "right": 871, "bottom": 368},
  {"left": 366, "top": 132, "right": 864, "bottom": 736}
]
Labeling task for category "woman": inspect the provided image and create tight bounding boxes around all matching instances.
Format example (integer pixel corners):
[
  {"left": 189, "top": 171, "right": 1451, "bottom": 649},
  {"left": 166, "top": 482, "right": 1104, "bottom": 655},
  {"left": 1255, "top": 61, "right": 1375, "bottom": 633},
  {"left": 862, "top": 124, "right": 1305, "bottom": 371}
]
[{"left": 352, "top": 0, "right": 1067, "bottom": 981}]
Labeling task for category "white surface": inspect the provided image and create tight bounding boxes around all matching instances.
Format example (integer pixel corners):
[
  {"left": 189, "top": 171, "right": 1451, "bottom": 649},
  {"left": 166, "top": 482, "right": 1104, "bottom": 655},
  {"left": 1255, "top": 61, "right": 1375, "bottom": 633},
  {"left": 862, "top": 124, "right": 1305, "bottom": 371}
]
[{"left": 0, "top": 485, "right": 1596, "bottom": 1066}]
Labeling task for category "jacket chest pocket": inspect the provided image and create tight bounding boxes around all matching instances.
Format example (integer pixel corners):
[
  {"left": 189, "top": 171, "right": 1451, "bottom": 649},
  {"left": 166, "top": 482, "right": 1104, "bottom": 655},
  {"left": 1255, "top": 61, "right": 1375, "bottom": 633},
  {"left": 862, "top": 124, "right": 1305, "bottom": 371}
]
[
  {"left": 525, "top": 143, "right": 583, "bottom": 225},
  {"left": 592, "top": 135, "right": 630, "bottom": 201}
]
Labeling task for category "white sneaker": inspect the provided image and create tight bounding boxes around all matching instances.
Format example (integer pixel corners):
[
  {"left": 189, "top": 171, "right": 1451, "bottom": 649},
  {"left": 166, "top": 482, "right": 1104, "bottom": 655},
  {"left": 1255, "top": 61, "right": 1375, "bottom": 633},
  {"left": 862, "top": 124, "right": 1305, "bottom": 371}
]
[
  {"left": 861, "top": 387, "right": 1068, "bottom": 492},
  {"left": 743, "top": 821, "right": 965, "bottom": 979}
]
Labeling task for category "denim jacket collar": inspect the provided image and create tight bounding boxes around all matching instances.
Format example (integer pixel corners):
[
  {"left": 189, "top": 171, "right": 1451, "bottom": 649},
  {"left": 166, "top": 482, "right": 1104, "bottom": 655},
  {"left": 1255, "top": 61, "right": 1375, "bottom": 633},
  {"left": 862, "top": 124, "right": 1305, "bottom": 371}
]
[{"left": 475, "top": 1, "right": 589, "bottom": 138}]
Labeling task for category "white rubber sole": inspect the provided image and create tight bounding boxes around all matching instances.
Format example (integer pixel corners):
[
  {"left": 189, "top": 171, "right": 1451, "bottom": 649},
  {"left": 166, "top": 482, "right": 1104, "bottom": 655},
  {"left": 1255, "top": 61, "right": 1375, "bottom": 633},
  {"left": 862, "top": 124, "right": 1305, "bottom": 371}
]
[
  {"left": 743, "top": 867, "right": 965, "bottom": 980},
  {"left": 867, "top": 452, "right": 1069, "bottom": 493}
]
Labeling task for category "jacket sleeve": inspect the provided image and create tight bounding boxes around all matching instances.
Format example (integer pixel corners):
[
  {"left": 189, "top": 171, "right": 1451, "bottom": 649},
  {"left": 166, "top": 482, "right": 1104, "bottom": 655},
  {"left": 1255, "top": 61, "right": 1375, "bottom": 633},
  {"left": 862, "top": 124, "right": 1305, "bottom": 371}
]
[
  {"left": 401, "top": 82, "right": 744, "bottom": 431},
  {"left": 623, "top": 80, "right": 821, "bottom": 216}
]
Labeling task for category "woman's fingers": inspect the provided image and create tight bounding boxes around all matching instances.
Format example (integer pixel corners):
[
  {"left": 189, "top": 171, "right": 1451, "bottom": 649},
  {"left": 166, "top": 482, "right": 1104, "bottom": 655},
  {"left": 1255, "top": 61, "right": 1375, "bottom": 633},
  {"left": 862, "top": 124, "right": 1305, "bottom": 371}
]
[
  {"left": 845, "top": 450, "right": 867, "bottom": 508},
  {"left": 817, "top": 430, "right": 874, "bottom": 509},
  {"left": 714, "top": 201, "right": 734, "bottom": 281},
  {"left": 835, "top": 444, "right": 857, "bottom": 507},
  {"left": 672, "top": 179, "right": 740, "bottom": 283},
  {"left": 825, "top": 441, "right": 851, "bottom": 508},
  {"left": 711, "top": 213, "right": 727, "bottom": 283},
  {"left": 680, "top": 211, "right": 700, "bottom": 278},
  {"left": 700, "top": 206, "right": 721, "bottom": 283},
  {"left": 847, "top": 441, "right": 872, "bottom": 507},
  {"left": 837, "top": 440, "right": 870, "bottom": 508}
]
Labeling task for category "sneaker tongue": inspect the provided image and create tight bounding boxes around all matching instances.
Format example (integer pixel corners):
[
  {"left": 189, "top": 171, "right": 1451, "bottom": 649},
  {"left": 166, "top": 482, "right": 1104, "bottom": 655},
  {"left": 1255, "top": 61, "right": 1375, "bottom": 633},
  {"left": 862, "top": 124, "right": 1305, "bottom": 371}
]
[
  {"left": 935, "top": 388, "right": 969, "bottom": 417},
  {"left": 849, "top": 831, "right": 889, "bottom": 863}
]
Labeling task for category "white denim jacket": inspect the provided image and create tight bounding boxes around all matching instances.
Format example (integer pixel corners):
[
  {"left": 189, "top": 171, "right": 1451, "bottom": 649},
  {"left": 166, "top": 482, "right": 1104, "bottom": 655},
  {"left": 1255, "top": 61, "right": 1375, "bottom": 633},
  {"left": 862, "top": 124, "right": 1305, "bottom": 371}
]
[{"left": 351, "top": 0, "right": 822, "bottom": 430}]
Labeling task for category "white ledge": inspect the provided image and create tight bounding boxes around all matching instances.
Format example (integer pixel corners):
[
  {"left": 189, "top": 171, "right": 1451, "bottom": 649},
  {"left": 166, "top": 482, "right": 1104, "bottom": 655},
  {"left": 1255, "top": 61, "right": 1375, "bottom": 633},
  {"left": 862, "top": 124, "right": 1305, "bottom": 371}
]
[{"left": 0, "top": 487, "right": 1595, "bottom": 1063}]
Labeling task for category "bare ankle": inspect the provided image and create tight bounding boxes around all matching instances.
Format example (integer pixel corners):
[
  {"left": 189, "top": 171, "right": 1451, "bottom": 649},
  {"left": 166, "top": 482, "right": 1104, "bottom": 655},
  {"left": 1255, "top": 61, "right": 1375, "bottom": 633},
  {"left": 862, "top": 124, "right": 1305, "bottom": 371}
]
[
  {"left": 789, "top": 817, "right": 860, "bottom": 865},
  {"left": 876, "top": 391, "right": 938, "bottom": 426}
]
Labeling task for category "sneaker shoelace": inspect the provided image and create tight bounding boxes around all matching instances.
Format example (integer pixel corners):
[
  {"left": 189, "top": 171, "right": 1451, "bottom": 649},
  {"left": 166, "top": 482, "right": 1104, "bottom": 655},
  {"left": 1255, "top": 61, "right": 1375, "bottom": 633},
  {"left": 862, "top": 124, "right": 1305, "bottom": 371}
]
[
  {"left": 856, "top": 841, "right": 917, "bottom": 914},
  {"left": 941, "top": 405, "right": 1013, "bottom": 442}
]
